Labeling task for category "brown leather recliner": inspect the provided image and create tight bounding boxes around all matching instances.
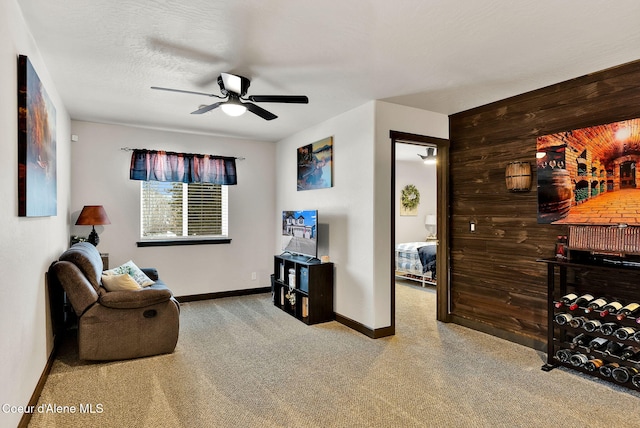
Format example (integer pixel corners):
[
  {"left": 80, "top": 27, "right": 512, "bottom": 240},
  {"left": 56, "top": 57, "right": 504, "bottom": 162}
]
[{"left": 48, "top": 242, "right": 180, "bottom": 361}]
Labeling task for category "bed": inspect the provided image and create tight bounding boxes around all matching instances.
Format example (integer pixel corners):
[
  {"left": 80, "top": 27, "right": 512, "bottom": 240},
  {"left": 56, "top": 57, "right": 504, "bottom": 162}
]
[{"left": 395, "top": 241, "right": 437, "bottom": 286}]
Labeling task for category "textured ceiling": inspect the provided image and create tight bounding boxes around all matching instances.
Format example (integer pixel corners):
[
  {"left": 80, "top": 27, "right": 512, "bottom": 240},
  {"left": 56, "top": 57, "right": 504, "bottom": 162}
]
[{"left": 18, "top": 0, "right": 640, "bottom": 142}]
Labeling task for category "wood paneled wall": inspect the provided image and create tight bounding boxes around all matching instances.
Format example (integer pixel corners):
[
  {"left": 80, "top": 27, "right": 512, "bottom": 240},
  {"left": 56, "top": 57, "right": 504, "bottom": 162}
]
[{"left": 448, "top": 60, "right": 640, "bottom": 349}]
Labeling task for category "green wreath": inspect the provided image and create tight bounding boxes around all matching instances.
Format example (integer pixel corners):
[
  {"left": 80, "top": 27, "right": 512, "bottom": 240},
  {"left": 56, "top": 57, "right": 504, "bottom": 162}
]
[{"left": 401, "top": 184, "right": 420, "bottom": 210}]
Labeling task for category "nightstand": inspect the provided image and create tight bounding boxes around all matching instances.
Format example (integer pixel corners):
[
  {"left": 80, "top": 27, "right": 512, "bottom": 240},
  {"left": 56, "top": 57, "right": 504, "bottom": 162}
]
[{"left": 100, "top": 253, "right": 109, "bottom": 269}]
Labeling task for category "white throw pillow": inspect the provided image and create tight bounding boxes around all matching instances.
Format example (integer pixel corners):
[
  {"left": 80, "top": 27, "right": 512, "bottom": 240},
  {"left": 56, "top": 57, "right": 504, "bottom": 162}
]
[
  {"left": 101, "top": 273, "right": 142, "bottom": 292},
  {"left": 103, "top": 260, "right": 155, "bottom": 287}
]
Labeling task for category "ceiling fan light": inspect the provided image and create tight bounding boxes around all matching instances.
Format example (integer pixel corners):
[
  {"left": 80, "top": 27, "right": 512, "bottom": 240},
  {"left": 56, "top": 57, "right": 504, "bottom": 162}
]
[
  {"left": 419, "top": 147, "right": 437, "bottom": 164},
  {"left": 221, "top": 103, "right": 247, "bottom": 117}
]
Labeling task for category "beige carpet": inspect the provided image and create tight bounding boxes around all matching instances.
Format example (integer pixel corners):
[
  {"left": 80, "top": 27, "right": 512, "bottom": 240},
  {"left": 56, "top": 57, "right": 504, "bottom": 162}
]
[{"left": 28, "top": 281, "right": 640, "bottom": 427}]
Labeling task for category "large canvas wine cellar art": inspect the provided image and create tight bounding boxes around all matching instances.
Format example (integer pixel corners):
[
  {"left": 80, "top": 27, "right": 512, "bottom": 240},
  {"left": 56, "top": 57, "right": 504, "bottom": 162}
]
[{"left": 537, "top": 118, "right": 640, "bottom": 225}]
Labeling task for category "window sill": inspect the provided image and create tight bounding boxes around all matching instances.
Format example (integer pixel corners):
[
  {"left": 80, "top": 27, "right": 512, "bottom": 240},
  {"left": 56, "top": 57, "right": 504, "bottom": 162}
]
[{"left": 136, "top": 238, "right": 231, "bottom": 247}]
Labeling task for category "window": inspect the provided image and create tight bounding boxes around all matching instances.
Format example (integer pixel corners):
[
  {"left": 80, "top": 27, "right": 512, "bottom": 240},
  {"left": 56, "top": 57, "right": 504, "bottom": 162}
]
[{"left": 140, "top": 181, "right": 228, "bottom": 241}]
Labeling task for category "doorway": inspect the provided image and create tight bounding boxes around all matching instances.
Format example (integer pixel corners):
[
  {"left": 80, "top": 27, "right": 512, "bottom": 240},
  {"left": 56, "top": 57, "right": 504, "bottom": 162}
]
[
  {"left": 620, "top": 161, "right": 636, "bottom": 188},
  {"left": 390, "top": 131, "right": 450, "bottom": 327}
]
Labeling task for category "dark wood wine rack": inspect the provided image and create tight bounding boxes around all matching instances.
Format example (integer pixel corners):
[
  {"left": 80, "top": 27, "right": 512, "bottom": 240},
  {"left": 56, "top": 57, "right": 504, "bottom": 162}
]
[{"left": 540, "top": 257, "right": 640, "bottom": 392}]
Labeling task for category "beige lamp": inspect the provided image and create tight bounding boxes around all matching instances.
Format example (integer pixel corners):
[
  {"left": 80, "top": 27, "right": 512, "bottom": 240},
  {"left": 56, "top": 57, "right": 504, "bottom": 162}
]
[{"left": 425, "top": 214, "right": 437, "bottom": 239}]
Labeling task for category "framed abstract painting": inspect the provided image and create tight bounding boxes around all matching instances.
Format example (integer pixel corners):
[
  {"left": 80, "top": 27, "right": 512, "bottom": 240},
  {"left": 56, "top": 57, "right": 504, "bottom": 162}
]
[{"left": 18, "top": 55, "right": 57, "bottom": 217}]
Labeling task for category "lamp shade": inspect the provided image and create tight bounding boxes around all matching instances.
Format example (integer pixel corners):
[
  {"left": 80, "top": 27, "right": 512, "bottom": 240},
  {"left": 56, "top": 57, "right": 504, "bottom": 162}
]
[
  {"left": 221, "top": 102, "right": 247, "bottom": 117},
  {"left": 76, "top": 205, "right": 111, "bottom": 226}
]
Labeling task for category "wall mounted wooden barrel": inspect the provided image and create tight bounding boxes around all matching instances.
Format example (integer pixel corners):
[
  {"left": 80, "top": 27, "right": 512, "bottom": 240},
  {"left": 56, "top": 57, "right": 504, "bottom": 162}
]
[
  {"left": 538, "top": 168, "right": 572, "bottom": 222},
  {"left": 505, "top": 161, "right": 532, "bottom": 192}
]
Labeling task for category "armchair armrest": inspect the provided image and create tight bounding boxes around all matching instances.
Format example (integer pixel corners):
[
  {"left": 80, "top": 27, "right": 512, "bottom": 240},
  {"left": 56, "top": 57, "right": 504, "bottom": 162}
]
[
  {"left": 99, "top": 288, "right": 172, "bottom": 309},
  {"left": 141, "top": 268, "right": 159, "bottom": 281}
]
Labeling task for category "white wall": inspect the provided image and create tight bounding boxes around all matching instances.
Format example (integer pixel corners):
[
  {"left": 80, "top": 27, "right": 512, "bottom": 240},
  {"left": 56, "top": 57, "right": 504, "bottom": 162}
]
[
  {"left": 0, "top": 1, "right": 71, "bottom": 426},
  {"left": 373, "top": 101, "right": 448, "bottom": 328},
  {"left": 276, "top": 102, "right": 377, "bottom": 326},
  {"left": 276, "top": 101, "right": 447, "bottom": 331},
  {"left": 395, "top": 158, "right": 437, "bottom": 245},
  {"left": 70, "top": 121, "right": 276, "bottom": 296}
]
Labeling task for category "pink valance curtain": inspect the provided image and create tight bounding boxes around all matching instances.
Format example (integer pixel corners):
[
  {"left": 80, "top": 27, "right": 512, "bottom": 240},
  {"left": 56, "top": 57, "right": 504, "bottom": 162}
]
[{"left": 129, "top": 149, "right": 237, "bottom": 185}]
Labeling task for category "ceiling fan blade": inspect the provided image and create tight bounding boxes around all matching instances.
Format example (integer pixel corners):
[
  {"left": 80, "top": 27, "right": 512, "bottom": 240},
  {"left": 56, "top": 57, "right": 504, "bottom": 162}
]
[
  {"left": 220, "top": 73, "right": 243, "bottom": 94},
  {"left": 191, "top": 102, "right": 224, "bottom": 114},
  {"left": 151, "top": 86, "right": 220, "bottom": 98},
  {"left": 245, "top": 102, "right": 277, "bottom": 121},
  {"left": 247, "top": 95, "right": 309, "bottom": 104}
]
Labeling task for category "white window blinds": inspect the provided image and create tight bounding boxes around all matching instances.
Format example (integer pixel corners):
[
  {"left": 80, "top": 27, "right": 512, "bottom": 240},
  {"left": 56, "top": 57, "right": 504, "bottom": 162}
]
[{"left": 141, "top": 181, "right": 228, "bottom": 239}]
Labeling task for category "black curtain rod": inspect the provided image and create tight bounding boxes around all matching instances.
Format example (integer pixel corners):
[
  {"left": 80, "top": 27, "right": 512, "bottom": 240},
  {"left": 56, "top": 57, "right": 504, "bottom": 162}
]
[{"left": 120, "top": 147, "right": 245, "bottom": 160}]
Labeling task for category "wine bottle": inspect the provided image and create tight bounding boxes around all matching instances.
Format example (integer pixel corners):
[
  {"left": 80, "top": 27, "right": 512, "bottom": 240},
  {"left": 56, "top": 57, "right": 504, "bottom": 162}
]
[
  {"left": 583, "top": 358, "right": 604, "bottom": 372},
  {"left": 583, "top": 319, "right": 602, "bottom": 333},
  {"left": 605, "top": 341, "right": 624, "bottom": 356},
  {"left": 569, "top": 316, "right": 588, "bottom": 329},
  {"left": 616, "top": 302, "right": 640, "bottom": 321},
  {"left": 599, "top": 362, "right": 620, "bottom": 377},
  {"left": 570, "top": 333, "right": 591, "bottom": 348},
  {"left": 632, "top": 373, "right": 640, "bottom": 388},
  {"left": 569, "top": 294, "right": 595, "bottom": 311},
  {"left": 587, "top": 337, "right": 608, "bottom": 351},
  {"left": 555, "top": 235, "right": 569, "bottom": 259},
  {"left": 600, "top": 301, "right": 623, "bottom": 317},
  {"left": 555, "top": 293, "right": 578, "bottom": 309},
  {"left": 555, "top": 349, "right": 575, "bottom": 363},
  {"left": 614, "top": 326, "right": 636, "bottom": 341},
  {"left": 611, "top": 366, "right": 639, "bottom": 383},
  {"left": 554, "top": 313, "right": 573, "bottom": 325},
  {"left": 619, "top": 346, "right": 639, "bottom": 361},
  {"left": 569, "top": 353, "right": 589, "bottom": 367},
  {"left": 585, "top": 297, "right": 608, "bottom": 313},
  {"left": 634, "top": 331, "right": 640, "bottom": 343},
  {"left": 600, "top": 322, "right": 618, "bottom": 336},
  {"left": 555, "top": 235, "right": 566, "bottom": 259}
]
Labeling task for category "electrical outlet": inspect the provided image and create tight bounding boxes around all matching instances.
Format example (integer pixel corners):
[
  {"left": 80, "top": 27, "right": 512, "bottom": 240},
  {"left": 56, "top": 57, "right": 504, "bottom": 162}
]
[{"left": 251, "top": 272, "right": 257, "bottom": 280}]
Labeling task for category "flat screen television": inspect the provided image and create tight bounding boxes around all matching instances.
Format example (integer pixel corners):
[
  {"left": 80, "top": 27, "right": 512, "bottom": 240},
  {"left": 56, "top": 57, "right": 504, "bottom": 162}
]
[{"left": 281, "top": 210, "right": 318, "bottom": 259}]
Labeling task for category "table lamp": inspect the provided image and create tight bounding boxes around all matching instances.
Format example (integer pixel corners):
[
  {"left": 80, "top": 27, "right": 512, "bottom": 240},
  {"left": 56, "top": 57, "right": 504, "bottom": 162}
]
[
  {"left": 75, "top": 205, "right": 111, "bottom": 246},
  {"left": 425, "top": 214, "right": 437, "bottom": 239}
]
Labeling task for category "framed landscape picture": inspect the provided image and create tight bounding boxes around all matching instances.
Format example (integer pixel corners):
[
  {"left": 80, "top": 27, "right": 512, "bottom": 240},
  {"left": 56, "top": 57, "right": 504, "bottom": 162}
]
[
  {"left": 18, "top": 55, "right": 57, "bottom": 217},
  {"left": 297, "top": 136, "right": 333, "bottom": 191}
]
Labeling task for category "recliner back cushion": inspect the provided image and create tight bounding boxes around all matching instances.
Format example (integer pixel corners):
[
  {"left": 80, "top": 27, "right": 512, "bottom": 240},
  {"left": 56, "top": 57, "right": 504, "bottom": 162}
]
[
  {"left": 59, "top": 242, "right": 103, "bottom": 291},
  {"left": 51, "top": 261, "right": 99, "bottom": 316}
]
